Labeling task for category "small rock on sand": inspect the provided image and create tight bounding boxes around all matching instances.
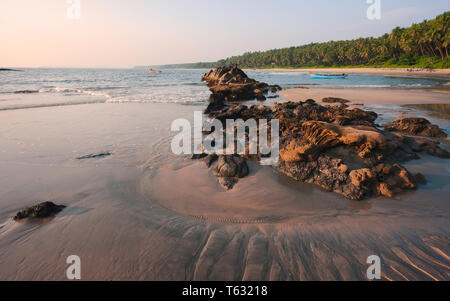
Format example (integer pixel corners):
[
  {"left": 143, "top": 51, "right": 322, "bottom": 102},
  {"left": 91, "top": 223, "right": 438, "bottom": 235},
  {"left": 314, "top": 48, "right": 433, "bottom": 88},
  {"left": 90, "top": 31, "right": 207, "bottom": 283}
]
[{"left": 14, "top": 202, "right": 66, "bottom": 221}]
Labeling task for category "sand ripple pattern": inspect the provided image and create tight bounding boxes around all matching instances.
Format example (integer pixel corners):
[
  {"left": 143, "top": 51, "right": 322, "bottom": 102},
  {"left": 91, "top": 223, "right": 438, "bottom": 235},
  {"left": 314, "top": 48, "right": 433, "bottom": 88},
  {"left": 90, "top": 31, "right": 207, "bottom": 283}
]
[{"left": 188, "top": 215, "right": 288, "bottom": 224}]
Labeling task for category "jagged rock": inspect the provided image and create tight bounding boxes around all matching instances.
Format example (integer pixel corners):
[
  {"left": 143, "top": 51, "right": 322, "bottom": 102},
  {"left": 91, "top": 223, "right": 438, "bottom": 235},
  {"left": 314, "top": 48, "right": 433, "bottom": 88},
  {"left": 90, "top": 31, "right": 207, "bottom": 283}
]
[
  {"left": 271, "top": 101, "right": 378, "bottom": 131},
  {"left": 280, "top": 122, "right": 340, "bottom": 162},
  {"left": 77, "top": 152, "right": 112, "bottom": 160},
  {"left": 199, "top": 71, "right": 446, "bottom": 200},
  {"left": 377, "top": 183, "right": 394, "bottom": 198},
  {"left": 14, "top": 202, "right": 66, "bottom": 221},
  {"left": 276, "top": 155, "right": 365, "bottom": 200},
  {"left": 214, "top": 155, "right": 249, "bottom": 189},
  {"left": 270, "top": 85, "right": 282, "bottom": 93},
  {"left": 349, "top": 168, "right": 374, "bottom": 186},
  {"left": 202, "top": 67, "right": 269, "bottom": 102},
  {"left": 204, "top": 93, "right": 226, "bottom": 114},
  {"left": 218, "top": 177, "right": 238, "bottom": 190},
  {"left": 279, "top": 121, "right": 417, "bottom": 165},
  {"left": 372, "top": 163, "right": 418, "bottom": 191},
  {"left": 277, "top": 155, "right": 422, "bottom": 200},
  {"left": 322, "top": 97, "right": 350, "bottom": 104},
  {"left": 202, "top": 67, "right": 257, "bottom": 86},
  {"left": 280, "top": 140, "right": 321, "bottom": 162},
  {"left": 214, "top": 155, "right": 249, "bottom": 178},
  {"left": 414, "top": 173, "right": 427, "bottom": 185},
  {"left": 384, "top": 118, "right": 447, "bottom": 138},
  {"left": 256, "top": 94, "right": 266, "bottom": 101},
  {"left": 402, "top": 136, "right": 450, "bottom": 158},
  {"left": 204, "top": 154, "right": 218, "bottom": 167},
  {"left": 192, "top": 153, "right": 208, "bottom": 159},
  {"left": 207, "top": 104, "right": 274, "bottom": 123},
  {"left": 14, "top": 90, "right": 39, "bottom": 94},
  {"left": 209, "top": 82, "right": 269, "bottom": 102}
]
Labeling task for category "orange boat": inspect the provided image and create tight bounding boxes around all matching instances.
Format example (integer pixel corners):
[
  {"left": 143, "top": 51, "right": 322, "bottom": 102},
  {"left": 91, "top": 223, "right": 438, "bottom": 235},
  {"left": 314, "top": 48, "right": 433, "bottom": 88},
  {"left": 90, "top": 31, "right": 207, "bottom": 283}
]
[{"left": 148, "top": 68, "right": 161, "bottom": 74}]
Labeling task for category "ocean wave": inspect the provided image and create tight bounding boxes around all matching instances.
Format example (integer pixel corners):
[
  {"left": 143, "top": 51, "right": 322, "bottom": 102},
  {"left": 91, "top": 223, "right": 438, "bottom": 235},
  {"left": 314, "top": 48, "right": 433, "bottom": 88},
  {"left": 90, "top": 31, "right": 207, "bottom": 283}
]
[
  {"left": 398, "top": 83, "right": 433, "bottom": 87},
  {"left": 14, "top": 90, "right": 40, "bottom": 94},
  {"left": 184, "top": 82, "right": 205, "bottom": 86},
  {"left": 39, "top": 87, "right": 113, "bottom": 100},
  {"left": 106, "top": 97, "right": 207, "bottom": 105},
  {"left": 83, "top": 86, "right": 129, "bottom": 91},
  {"left": 0, "top": 90, "right": 40, "bottom": 95}
]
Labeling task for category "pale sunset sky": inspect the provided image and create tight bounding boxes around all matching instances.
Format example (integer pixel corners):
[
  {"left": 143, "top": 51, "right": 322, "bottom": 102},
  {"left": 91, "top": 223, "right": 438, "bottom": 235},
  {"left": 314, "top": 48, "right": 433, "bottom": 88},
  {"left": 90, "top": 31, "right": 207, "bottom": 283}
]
[{"left": 1, "top": 0, "right": 449, "bottom": 68}]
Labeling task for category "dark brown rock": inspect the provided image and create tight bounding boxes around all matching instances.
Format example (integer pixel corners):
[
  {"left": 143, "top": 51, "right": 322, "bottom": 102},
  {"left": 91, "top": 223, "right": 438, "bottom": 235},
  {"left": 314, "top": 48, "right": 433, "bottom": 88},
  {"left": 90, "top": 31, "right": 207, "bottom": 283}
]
[
  {"left": 322, "top": 97, "right": 350, "bottom": 104},
  {"left": 204, "top": 93, "right": 226, "bottom": 114},
  {"left": 414, "top": 173, "right": 427, "bottom": 185},
  {"left": 256, "top": 94, "right": 266, "bottom": 101},
  {"left": 192, "top": 153, "right": 208, "bottom": 160},
  {"left": 276, "top": 155, "right": 365, "bottom": 200},
  {"left": 270, "top": 85, "right": 282, "bottom": 93},
  {"left": 202, "top": 67, "right": 269, "bottom": 102},
  {"left": 204, "top": 154, "right": 218, "bottom": 167},
  {"left": 384, "top": 118, "right": 447, "bottom": 138},
  {"left": 198, "top": 72, "right": 446, "bottom": 200},
  {"left": 218, "top": 177, "right": 238, "bottom": 190},
  {"left": 14, "top": 202, "right": 66, "bottom": 221},
  {"left": 202, "top": 67, "right": 256, "bottom": 87},
  {"left": 214, "top": 155, "right": 249, "bottom": 189},
  {"left": 214, "top": 155, "right": 249, "bottom": 178}
]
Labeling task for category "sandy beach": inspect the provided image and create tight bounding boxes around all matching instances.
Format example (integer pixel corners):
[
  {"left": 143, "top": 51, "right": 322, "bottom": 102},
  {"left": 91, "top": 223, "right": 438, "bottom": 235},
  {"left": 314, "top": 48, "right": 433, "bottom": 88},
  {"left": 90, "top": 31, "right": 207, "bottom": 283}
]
[
  {"left": 249, "top": 68, "right": 450, "bottom": 79},
  {"left": 1, "top": 84, "right": 449, "bottom": 280}
]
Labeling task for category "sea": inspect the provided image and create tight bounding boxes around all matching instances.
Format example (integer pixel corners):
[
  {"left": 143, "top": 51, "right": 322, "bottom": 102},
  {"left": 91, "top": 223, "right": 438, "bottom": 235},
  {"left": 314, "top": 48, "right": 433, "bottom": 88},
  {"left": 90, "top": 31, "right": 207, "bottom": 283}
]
[{"left": 1, "top": 68, "right": 449, "bottom": 111}]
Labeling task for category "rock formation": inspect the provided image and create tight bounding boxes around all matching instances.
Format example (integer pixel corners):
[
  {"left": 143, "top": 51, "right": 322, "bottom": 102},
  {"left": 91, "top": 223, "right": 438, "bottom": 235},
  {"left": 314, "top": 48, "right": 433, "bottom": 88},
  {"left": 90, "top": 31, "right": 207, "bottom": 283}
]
[
  {"left": 14, "top": 202, "right": 66, "bottom": 221},
  {"left": 322, "top": 97, "right": 350, "bottom": 104},
  {"left": 77, "top": 152, "right": 112, "bottom": 160},
  {"left": 213, "top": 155, "right": 249, "bottom": 189},
  {"left": 197, "top": 67, "right": 449, "bottom": 200},
  {"left": 384, "top": 117, "right": 448, "bottom": 138},
  {"left": 202, "top": 66, "right": 281, "bottom": 102}
]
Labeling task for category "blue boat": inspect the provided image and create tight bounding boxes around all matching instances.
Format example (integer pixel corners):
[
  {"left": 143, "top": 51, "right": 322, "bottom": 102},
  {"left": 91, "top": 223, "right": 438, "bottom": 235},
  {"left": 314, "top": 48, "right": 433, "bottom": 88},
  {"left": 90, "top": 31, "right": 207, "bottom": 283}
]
[{"left": 310, "top": 72, "right": 348, "bottom": 79}]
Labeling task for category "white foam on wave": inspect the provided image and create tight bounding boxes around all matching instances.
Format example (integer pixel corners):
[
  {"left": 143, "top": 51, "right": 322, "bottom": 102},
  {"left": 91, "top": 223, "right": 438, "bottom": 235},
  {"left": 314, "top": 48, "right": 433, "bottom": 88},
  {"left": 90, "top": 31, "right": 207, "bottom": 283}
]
[
  {"left": 40, "top": 87, "right": 113, "bottom": 100},
  {"left": 398, "top": 83, "right": 433, "bottom": 87},
  {"left": 106, "top": 97, "right": 207, "bottom": 105},
  {"left": 40, "top": 86, "right": 210, "bottom": 104}
]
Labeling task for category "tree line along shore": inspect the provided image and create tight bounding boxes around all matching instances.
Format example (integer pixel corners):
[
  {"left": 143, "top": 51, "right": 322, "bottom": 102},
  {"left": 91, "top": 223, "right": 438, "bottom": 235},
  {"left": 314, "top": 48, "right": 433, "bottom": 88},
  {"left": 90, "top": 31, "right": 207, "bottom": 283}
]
[{"left": 161, "top": 12, "right": 449, "bottom": 70}]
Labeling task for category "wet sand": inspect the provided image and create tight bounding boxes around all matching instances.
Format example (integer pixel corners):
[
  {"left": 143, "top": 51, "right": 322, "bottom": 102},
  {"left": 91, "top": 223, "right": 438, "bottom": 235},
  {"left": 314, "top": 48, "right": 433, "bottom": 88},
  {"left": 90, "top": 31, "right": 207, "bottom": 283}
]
[{"left": 0, "top": 99, "right": 449, "bottom": 280}]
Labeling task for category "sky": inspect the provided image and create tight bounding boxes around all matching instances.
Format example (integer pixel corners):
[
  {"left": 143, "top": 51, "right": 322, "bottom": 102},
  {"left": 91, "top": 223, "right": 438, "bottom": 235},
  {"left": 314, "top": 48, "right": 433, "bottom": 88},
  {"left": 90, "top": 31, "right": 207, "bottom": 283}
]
[{"left": 1, "top": 0, "right": 449, "bottom": 68}]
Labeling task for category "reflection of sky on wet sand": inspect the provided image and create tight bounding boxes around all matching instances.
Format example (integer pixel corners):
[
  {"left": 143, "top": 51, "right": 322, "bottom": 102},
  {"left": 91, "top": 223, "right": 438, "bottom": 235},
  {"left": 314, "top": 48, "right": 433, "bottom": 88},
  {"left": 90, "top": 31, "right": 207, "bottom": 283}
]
[{"left": 403, "top": 103, "right": 450, "bottom": 121}]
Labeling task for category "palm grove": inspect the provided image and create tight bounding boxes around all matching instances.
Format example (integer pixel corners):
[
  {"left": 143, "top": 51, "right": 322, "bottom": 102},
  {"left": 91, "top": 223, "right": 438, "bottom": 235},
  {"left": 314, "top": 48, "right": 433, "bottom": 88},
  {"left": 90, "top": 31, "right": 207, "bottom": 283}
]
[{"left": 215, "top": 12, "right": 449, "bottom": 69}]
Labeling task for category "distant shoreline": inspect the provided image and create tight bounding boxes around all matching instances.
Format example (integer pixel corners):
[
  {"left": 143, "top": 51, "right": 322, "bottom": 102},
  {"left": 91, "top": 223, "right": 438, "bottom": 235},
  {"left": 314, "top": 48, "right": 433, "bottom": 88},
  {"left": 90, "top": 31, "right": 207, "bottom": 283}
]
[
  {"left": 244, "top": 67, "right": 450, "bottom": 79},
  {"left": 0, "top": 68, "right": 21, "bottom": 72}
]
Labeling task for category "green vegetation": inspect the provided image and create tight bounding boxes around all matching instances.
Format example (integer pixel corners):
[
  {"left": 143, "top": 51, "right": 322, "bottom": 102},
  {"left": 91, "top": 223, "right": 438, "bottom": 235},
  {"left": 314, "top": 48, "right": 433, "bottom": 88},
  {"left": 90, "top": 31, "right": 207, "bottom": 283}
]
[
  {"left": 155, "top": 62, "right": 217, "bottom": 69},
  {"left": 216, "top": 12, "right": 449, "bottom": 69}
]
